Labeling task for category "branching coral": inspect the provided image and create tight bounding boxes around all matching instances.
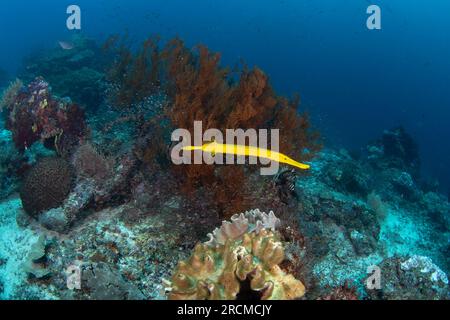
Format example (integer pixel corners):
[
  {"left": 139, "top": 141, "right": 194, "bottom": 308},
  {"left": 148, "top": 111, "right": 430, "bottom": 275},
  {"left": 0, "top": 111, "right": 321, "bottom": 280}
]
[{"left": 164, "top": 209, "right": 305, "bottom": 300}]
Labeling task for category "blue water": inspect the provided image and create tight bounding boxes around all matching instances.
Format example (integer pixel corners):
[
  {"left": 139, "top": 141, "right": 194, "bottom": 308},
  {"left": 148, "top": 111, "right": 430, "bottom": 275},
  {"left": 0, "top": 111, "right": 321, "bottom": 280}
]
[{"left": 1, "top": 0, "right": 449, "bottom": 191}]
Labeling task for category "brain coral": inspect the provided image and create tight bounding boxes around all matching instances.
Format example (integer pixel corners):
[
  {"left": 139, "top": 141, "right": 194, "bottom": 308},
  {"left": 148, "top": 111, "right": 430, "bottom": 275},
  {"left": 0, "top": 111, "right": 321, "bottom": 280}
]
[
  {"left": 164, "top": 209, "right": 306, "bottom": 300},
  {"left": 20, "top": 157, "right": 74, "bottom": 217}
]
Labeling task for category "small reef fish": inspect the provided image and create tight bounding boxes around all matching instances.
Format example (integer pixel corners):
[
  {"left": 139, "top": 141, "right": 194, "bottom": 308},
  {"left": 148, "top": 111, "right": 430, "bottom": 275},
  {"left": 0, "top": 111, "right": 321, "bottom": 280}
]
[
  {"left": 182, "top": 141, "right": 310, "bottom": 170},
  {"left": 58, "top": 41, "right": 74, "bottom": 50}
]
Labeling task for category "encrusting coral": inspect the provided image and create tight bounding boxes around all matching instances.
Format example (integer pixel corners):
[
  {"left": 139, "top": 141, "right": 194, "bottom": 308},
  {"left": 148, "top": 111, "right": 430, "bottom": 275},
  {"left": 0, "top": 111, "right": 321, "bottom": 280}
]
[{"left": 164, "top": 209, "right": 306, "bottom": 300}]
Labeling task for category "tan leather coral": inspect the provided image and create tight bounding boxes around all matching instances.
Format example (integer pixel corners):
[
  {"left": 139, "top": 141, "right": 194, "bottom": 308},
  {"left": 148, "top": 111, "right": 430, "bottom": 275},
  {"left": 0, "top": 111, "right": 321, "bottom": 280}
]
[{"left": 164, "top": 209, "right": 305, "bottom": 300}]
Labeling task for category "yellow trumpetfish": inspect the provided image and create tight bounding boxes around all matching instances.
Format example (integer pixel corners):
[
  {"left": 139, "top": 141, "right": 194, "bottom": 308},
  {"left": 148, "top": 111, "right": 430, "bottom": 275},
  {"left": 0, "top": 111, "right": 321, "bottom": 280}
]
[{"left": 182, "top": 141, "right": 310, "bottom": 170}]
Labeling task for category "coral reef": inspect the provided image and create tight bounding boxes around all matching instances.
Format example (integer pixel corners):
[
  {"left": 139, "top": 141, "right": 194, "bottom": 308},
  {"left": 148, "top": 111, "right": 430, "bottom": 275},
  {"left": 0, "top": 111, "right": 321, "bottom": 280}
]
[
  {"left": 72, "top": 142, "right": 115, "bottom": 183},
  {"left": 105, "top": 37, "right": 321, "bottom": 217},
  {"left": 0, "top": 129, "right": 22, "bottom": 199},
  {"left": 103, "top": 36, "right": 161, "bottom": 109},
  {"left": 365, "top": 256, "right": 448, "bottom": 300},
  {"left": 21, "top": 35, "right": 106, "bottom": 110},
  {"left": 2, "top": 77, "right": 87, "bottom": 155},
  {"left": 20, "top": 157, "right": 74, "bottom": 218},
  {"left": 367, "top": 127, "right": 420, "bottom": 179},
  {"left": 318, "top": 282, "right": 359, "bottom": 300},
  {"left": 0, "top": 131, "right": 448, "bottom": 300},
  {"left": 22, "top": 236, "right": 51, "bottom": 279},
  {"left": 164, "top": 210, "right": 306, "bottom": 300},
  {"left": 291, "top": 128, "right": 449, "bottom": 298},
  {"left": 0, "top": 79, "right": 23, "bottom": 111},
  {"left": 78, "top": 262, "right": 144, "bottom": 300},
  {"left": 0, "top": 34, "right": 448, "bottom": 302},
  {"left": 0, "top": 194, "right": 219, "bottom": 299},
  {"left": 32, "top": 152, "right": 137, "bottom": 233}
]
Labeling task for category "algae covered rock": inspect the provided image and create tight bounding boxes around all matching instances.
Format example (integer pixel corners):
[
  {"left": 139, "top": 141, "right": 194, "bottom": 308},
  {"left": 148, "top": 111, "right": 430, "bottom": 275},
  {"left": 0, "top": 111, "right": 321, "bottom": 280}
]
[
  {"left": 164, "top": 209, "right": 306, "bottom": 300},
  {"left": 366, "top": 255, "right": 449, "bottom": 300},
  {"left": 79, "top": 262, "right": 144, "bottom": 300}
]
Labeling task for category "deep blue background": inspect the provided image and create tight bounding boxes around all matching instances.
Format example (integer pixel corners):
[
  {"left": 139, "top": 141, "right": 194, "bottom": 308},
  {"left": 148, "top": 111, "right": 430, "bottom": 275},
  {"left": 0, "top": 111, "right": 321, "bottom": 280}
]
[{"left": 0, "top": 0, "right": 449, "bottom": 191}]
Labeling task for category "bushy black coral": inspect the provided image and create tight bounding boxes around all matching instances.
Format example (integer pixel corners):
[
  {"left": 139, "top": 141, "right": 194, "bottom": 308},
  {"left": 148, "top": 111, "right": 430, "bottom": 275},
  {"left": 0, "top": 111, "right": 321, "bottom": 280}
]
[{"left": 20, "top": 157, "right": 75, "bottom": 217}]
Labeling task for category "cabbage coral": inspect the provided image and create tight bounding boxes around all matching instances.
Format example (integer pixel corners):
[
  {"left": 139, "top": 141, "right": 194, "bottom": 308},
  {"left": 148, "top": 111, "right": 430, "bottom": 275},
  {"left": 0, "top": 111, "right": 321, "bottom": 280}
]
[{"left": 164, "top": 209, "right": 306, "bottom": 300}]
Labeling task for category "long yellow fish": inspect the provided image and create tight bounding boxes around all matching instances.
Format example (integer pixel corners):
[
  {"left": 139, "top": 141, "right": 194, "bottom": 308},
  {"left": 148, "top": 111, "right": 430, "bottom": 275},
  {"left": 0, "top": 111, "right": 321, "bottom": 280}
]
[{"left": 182, "top": 141, "right": 310, "bottom": 170}]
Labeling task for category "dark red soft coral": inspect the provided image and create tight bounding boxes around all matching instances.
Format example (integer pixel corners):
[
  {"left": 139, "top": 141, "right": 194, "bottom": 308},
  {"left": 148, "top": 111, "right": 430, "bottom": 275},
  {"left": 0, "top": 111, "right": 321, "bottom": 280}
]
[{"left": 5, "top": 77, "right": 87, "bottom": 154}]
